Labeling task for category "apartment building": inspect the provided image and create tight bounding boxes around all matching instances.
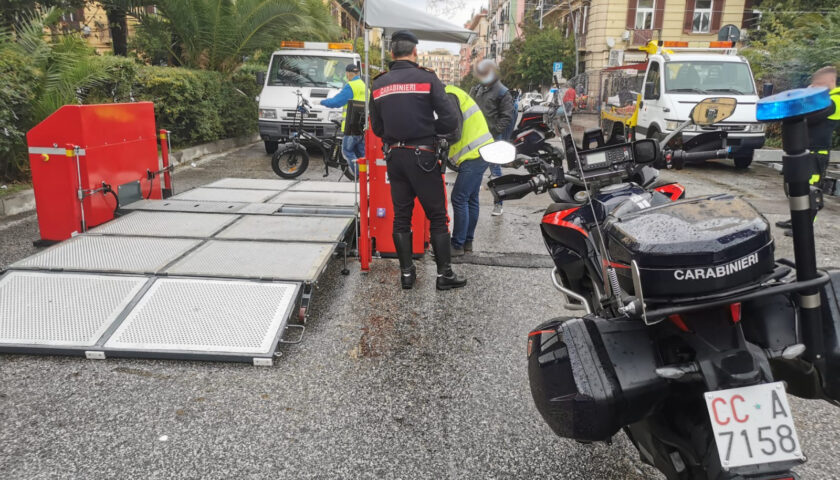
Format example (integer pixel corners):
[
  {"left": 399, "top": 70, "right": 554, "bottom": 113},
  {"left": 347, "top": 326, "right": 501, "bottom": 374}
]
[
  {"left": 541, "top": 0, "right": 757, "bottom": 71},
  {"left": 459, "top": 9, "right": 490, "bottom": 80},
  {"left": 418, "top": 49, "right": 462, "bottom": 85}
]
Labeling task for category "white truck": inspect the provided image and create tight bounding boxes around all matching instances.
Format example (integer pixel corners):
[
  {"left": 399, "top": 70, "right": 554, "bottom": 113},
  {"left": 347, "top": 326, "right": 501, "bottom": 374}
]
[
  {"left": 256, "top": 41, "right": 361, "bottom": 154},
  {"left": 633, "top": 42, "right": 766, "bottom": 168}
]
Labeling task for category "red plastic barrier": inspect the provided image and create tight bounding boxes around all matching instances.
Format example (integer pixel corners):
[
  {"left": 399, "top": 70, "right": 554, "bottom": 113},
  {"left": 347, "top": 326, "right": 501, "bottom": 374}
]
[
  {"left": 362, "top": 128, "right": 428, "bottom": 259},
  {"left": 27, "top": 102, "right": 162, "bottom": 242}
]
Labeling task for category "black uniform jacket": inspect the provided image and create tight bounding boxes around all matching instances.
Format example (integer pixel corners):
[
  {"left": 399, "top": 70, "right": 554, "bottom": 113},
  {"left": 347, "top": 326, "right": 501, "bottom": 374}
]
[{"left": 369, "top": 60, "right": 460, "bottom": 145}]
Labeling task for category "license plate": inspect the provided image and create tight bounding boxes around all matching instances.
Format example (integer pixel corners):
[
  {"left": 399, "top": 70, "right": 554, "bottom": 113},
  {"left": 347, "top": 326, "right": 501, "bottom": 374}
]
[{"left": 705, "top": 382, "right": 804, "bottom": 470}]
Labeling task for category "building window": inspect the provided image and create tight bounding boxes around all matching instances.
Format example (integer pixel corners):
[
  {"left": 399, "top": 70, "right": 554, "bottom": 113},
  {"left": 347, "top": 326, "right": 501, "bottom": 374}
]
[
  {"left": 635, "top": 0, "right": 655, "bottom": 29},
  {"left": 692, "top": 0, "right": 713, "bottom": 33}
]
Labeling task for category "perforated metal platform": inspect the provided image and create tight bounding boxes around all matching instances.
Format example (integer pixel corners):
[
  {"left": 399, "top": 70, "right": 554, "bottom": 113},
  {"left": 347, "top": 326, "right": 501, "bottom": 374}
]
[
  {"left": 204, "top": 178, "right": 296, "bottom": 191},
  {"left": 0, "top": 271, "right": 147, "bottom": 348},
  {"left": 217, "top": 215, "right": 353, "bottom": 243},
  {"left": 268, "top": 191, "right": 357, "bottom": 207},
  {"left": 165, "top": 240, "right": 335, "bottom": 281},
  {"left": 171, "top": 187, "right": 279, "bottom": 203},
  {"left": 89, "top": 211, "right": 239, "bottom": 238},
  {"left": 10, "top": 236, "right": 200, "bottom": 274},
  {"left": 290, "top": 181, "right": 358, "bottom": 193},
  {"left": 104, "top": 278, "right": 298, "bottom": 360},
  {"left": 121, "top": 199, "right": 248, "bottom": 214}
]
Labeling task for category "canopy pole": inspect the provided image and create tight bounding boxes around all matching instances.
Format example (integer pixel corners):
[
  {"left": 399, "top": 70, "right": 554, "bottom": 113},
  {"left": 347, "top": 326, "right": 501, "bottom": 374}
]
[
  {"left": 364, "top": 28, "right": 370, "bottom": 131},
  {"left": 380, "top": 34, "right": 385, "bottom": 70}
]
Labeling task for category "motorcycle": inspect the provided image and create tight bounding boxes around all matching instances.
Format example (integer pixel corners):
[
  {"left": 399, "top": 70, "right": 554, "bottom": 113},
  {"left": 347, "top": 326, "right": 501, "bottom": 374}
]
[
  {"left": 510, "top": 89, "right": 567, "bottom": 158},
  {"left": 480, "top": 91, "right": 840, "bottom": 480}
]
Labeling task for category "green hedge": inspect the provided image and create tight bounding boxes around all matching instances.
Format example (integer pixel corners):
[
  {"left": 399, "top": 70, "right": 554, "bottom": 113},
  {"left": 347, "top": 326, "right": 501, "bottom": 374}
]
[
  {"left": 0, "top": 49, "right": 38, "bottom": 180},
  {"left": 1, "top": 57, "right": 261, "bottom": 181}
]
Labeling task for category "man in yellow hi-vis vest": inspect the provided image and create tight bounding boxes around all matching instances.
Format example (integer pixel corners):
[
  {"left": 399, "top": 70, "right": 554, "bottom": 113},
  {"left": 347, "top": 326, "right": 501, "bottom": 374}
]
[
  {"left": 777, "top": 66, "right": 840, "bottom": 234},
  {"left": 444, "top": 85, "right": 495, "bottom": 256},
  {"left": 320, "top": 64, "right": 367, "bottom": 174}
]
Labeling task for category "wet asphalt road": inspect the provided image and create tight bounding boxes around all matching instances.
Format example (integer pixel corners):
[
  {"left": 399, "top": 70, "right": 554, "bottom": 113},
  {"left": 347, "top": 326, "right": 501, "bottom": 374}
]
[{"left": 1, "top": 142, "right": 839, "bottom": 479}]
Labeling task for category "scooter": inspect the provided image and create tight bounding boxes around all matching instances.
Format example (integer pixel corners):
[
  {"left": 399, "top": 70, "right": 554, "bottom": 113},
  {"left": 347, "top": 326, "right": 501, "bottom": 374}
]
[{"left": 480, "top": 90, "right": 840, "bottom": 480}]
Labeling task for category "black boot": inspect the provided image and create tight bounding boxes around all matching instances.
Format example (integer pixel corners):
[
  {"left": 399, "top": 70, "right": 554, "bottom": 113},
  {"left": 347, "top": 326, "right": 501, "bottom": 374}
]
[
  {"left": 430, "top": 232, "right": 467, "bottom": 291},
  {"left": 393, "top": 232, "right": 416, "bottom": 289}
]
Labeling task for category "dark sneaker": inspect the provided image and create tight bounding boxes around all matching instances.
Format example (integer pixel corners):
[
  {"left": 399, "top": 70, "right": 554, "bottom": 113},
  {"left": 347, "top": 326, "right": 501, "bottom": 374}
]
[
  {"left": 464, "top": 241, "right": 473, "bottom": 253},
  {"left": 776, "top": 219, "right": 792, "bottom": 229},
  {"left": 451, "top": 244, "right": 465, "bottom": 257}
]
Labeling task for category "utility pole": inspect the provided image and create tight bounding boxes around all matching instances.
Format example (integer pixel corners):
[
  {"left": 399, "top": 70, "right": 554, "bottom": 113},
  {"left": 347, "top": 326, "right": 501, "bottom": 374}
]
[{"left": 539, "top": 0, "right": 544, "bottom": 29}]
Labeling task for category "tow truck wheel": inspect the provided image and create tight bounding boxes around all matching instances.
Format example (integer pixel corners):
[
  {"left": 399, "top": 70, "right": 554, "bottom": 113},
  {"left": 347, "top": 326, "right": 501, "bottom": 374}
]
[
  {"left": 733, "top": 154, "right": 753, "bottom": 169},
  {"left": 264, "top": 141, "right": 278, "bottom": 155}
]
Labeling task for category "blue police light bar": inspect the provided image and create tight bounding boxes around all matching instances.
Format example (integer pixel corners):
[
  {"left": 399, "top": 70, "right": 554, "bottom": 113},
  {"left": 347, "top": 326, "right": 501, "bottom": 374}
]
[{"left": 756, "top": 87, "right": 831, "bottom": 122}]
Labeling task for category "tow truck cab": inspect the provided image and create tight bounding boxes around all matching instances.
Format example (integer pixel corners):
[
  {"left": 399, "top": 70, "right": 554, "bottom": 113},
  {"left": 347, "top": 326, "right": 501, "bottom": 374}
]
[
  {"left": 257, "top": 41, "right": 361, "bottom": 154},
  {"left": 634, "top": 42, "right": 765, "bottom": 168}
]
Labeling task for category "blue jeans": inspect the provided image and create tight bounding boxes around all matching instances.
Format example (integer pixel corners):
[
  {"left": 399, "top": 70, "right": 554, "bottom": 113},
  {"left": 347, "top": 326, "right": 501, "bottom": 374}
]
[
  {"left": 341, "top": 135, "right": 364, "bottom": 174},
  {"left": 451, "top": 157, "right": 488, "bottom": 248}
]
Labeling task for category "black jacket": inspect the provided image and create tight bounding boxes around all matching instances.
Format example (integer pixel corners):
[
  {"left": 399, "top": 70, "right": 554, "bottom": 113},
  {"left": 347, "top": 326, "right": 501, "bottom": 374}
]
[
  {"left": 369, "top": 60, "right": 460, "bottom": 144},
  {"left": 470, "top": 80, "right": 514, "bottom": 139}
]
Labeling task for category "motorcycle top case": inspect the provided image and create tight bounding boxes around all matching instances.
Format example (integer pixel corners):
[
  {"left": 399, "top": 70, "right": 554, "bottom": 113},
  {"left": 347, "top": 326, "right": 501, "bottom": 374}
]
[
  {"left": 528, "top": 316, "right": 666, "bottom": 442},
  {"left": 605, "top": 194, "right": 774, "bottom": 297}
]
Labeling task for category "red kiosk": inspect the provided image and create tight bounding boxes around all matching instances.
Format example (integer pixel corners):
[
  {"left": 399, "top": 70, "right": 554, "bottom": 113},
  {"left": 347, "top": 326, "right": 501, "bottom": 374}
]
[{"left": 356, "top": 0, "right": 475, "bottom": 271}]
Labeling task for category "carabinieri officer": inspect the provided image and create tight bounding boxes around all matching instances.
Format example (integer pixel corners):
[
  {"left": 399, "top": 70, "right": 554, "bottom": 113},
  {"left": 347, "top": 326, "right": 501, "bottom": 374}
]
[{"left": 369, "top": 30, "right": 467, "bottom": 291}]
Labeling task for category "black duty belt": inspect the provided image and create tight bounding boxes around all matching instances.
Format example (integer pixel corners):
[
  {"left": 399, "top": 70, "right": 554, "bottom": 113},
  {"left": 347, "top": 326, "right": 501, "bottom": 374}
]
[{"left": 387, "top": 143, "right": 436, "bottom": 154}]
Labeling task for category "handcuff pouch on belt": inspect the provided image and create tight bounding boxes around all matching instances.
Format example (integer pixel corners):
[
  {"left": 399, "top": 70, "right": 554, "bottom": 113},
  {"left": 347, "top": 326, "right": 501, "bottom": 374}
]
[{"left": 384, "top": 142, "right": 442, "bottom": 173}]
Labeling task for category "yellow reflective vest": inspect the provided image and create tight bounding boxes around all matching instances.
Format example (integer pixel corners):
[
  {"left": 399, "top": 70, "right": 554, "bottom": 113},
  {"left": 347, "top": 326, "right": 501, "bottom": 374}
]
[
  {"left": 828, "top": 87, "right": 840, "bottom": 121},
  {"left": 342, "top": 77, "right": 367, "bottom": 132},
  {"left": 445, "top": 85, "right": 494, "bottom": 165}
]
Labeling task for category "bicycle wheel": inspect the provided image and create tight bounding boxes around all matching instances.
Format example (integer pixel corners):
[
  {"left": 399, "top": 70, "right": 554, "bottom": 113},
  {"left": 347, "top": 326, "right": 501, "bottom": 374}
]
[{"left": 272, "top": 146, "right": 309, "bottom": 179}]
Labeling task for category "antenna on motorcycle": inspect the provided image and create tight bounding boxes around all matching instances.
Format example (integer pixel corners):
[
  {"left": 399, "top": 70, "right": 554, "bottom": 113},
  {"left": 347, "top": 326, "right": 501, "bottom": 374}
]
[{"left": 557, "top": 87, "right": 625, "bottom": 308}]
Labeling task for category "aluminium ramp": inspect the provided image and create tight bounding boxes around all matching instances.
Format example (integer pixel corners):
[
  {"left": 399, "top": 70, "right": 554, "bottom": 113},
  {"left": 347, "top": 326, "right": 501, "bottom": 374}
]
[
  {"left": 203, "top": 178, "right": 296, "bottom": 191},
  {"left": 289, "top": 181, "right": 358, "bottom": 193},
  {"left": 88, "top": 211, "right": 239, "bottom": 238},
  {"left": 171, "top": 187, "right": 279, "bottom": 203},
  {"left": 119, "top": 199, "right": 248, "bottom": 214},
  {"left": 217, "top": 215, "right": 353, "bottom": 243}
]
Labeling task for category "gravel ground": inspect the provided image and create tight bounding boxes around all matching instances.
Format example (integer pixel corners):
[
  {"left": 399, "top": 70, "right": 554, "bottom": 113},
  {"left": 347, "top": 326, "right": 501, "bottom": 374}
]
[{"left": 0, "top": 140, "right": 839, "bottom": 479}]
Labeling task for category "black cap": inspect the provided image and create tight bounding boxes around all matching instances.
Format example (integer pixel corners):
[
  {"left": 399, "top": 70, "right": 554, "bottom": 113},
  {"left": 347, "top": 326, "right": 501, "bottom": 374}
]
[
  {"left": 391, "top": 30, "right": 418, "bottom": 44},
  {"left": 345, "top": 63, "right": 360, "bottom": 73}
]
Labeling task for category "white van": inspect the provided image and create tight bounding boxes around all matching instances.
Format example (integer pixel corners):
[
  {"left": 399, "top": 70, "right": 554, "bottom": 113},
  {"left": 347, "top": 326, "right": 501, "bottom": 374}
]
[
  {"left": 257, "top": 42, "right": 361, "bottom": 154},
  {"left": 635, "top": 44, "right": 765, "bottom": 168}
]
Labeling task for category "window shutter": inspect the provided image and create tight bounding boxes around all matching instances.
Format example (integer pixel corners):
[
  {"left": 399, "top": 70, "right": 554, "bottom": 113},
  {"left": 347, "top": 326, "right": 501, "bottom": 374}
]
[
  {"left": 654, "top": 0, "right": 666, "bottom": 29},
  {"left": 683, "top": 0, "right": 695, "bottom": 33},
  {"left": 742, "top": 0, "right": 754, "bottom": 27},
  {"left": 626, "top": 0, "right": 637, "bottom": 29},
  {"left": 711, "top": 0, "right": 726, "bottom": 32}
]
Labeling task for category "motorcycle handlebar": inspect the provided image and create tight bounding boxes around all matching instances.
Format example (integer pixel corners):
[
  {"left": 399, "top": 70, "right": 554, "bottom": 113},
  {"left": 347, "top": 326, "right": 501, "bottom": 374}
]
[
  {"left": 678, "top": 148, "right": 730, "bottom": 162},
  {"left": 495, "top": 181, "right": 538, "bottom": 199}
]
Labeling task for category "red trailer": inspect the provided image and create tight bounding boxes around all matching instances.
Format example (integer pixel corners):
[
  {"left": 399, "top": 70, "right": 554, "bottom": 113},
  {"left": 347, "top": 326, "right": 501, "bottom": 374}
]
[{"left": 26, "top": 102, "right": 170, "bottom": 243}]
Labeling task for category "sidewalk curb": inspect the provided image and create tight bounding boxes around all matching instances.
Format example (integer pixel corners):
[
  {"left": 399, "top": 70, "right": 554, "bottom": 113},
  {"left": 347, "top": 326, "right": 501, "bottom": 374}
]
[{"left": 0, "top": 133, "right": 260, "bottom": 220}]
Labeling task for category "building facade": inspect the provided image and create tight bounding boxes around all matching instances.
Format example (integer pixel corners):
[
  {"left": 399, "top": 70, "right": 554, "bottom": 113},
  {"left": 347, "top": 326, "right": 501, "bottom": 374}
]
[
  {"left": 541, "top": 0, "right": 756, "bottom": 71},
  {"left": 418, "top": 49, "right": 462, "bottom": 85},
  {"left": 460, "top": 9, "right": 490, "bottom": 80}
]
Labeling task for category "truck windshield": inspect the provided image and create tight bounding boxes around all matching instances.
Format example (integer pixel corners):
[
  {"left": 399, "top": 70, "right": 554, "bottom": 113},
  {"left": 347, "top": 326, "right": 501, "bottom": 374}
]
[
  {"left": 664, "top": 61, "right": 756, "bottom": 95},
  {"left": 268, "top": 54, "right": 355, "bottom": 89}
]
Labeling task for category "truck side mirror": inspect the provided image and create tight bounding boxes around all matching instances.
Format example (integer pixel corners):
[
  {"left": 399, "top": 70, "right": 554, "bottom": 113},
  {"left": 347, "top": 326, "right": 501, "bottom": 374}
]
[
  {"left": 644, "top": 82, "right": 657, "bottom": 100},
  {"left": 762, "top": 83, "right": 774, "bottom": 98},
  {"left": 256, "top": 71, "right": 265, "bottom": 87}
]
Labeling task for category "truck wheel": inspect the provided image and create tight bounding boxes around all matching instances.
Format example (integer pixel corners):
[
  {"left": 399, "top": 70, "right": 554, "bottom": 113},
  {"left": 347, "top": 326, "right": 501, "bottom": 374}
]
[
  {"left": 734, "top": 154, "right": 753, "bottom": 169},
  {"left": 264, "top": 141, "right": 278, "bottom": 155},
  {"left": 645, "top": 126, "right": 661, "bottom": 142}
]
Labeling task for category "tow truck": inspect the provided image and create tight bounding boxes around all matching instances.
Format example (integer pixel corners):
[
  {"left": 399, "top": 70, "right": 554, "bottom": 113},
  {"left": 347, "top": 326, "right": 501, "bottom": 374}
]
[
  {"left": 256, "top": 41, "right": 361, "bottom": 154},
  {"left": 598, "top": 40, "right": 766, "bottom": 168}
]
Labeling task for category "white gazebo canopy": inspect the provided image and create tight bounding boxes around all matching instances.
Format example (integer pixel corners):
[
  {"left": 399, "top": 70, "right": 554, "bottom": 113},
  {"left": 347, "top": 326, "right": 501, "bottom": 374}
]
[{"left": 363, "top": 0, "right": 475, "bottom": 43}]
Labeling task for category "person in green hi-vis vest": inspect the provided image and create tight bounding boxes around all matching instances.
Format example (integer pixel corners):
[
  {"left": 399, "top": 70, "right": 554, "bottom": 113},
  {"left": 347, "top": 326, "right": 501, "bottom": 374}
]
[
  {"left": 444, "top": 85, "right": 494, "bottom": 256},
  {"left": 320, "top": 63, "right": 367, "bottom": 175}
]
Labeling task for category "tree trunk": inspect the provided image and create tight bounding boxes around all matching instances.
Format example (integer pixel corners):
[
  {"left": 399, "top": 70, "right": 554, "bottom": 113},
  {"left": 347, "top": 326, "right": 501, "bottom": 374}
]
[{"left": 105, "top": 5, "right": 128, "bottom": 56}]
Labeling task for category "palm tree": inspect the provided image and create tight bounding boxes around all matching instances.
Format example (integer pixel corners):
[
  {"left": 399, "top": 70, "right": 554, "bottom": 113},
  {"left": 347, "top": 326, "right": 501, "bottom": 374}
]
[{"left": 134, "top": 0, "right": 340, "bottom": 73}]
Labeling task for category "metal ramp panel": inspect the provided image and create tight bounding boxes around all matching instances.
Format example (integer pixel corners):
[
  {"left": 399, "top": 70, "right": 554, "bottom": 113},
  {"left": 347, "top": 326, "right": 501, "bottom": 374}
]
[
  {"left": 268, "top": 191, "right": 357, "bottom": 207},
  {"left": 0, "top": 271, "right": 147, "bottom": 352},
  {"left": 88, "top": 211, "right": 239, "bottom": 238},
  {"left": 120, "top": 199, "right": 248, "bottom": 214},
  {"left": 102, "top": 278, "right": 299, "bottom": 364},
  {"left": 203, "top": 178, "right": 296, "bottom": 191},
  {"left": 216, "top": 215, "right": 353, "bottom": 243},
  {"left": 0, "top": 272, "right": 298, "bottom": 365},
  {"left": 289, "top": 181, "right": 358, "bottom": 193},
  {"left": 171, "top": 187, "right": 279, "bottom": 203},
  {"left": 10, "top": 236, "right": 200, "bottom": 274},
  {"left": 165, "top": 240, "right": 335, "bottom": 282}
]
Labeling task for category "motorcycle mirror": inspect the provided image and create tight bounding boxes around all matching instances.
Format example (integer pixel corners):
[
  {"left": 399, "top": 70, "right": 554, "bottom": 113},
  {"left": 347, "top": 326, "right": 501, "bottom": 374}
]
[
  {"left": 690, "top": 97, "right": 737, "bottom": 126},
  {"left": 479, "top": 141, "right": 517, "bottom": 165},
  {"left": 633, "top": 138, "right": 660, "bottom": 164}
]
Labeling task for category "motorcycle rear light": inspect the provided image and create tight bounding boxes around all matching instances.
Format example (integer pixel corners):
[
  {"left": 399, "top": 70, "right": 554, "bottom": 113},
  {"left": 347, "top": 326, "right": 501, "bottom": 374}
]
[
  {"left": 669, "top": 314, "right": 690, "bottom": 332},
  {"left": 730, "top": 302, "right": 742, "bottom": 323}
]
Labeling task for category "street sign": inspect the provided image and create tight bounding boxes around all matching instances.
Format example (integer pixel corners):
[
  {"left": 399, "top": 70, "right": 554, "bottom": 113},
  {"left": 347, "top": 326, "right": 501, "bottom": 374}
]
[{"left": 553, "top": 62, "right": 563, "bottom": 74}]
